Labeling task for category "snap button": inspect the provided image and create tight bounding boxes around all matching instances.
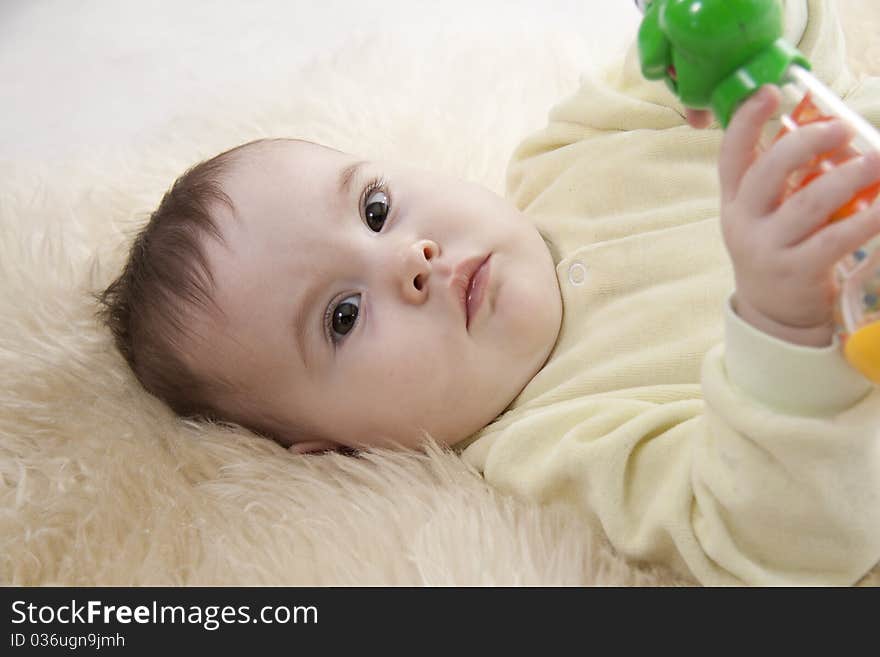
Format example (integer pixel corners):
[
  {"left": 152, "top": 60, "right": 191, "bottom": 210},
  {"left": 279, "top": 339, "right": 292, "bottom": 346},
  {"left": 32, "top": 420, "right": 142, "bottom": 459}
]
[{"left": 568, "top": 261, "right": 587, "bottom": 286}]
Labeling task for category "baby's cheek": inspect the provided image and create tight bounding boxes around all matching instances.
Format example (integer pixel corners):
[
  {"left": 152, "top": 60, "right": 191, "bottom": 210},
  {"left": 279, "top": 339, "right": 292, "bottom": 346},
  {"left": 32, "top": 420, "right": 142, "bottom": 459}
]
[{"left": 365, "top": 330, "right": 455, "bottom": 392}]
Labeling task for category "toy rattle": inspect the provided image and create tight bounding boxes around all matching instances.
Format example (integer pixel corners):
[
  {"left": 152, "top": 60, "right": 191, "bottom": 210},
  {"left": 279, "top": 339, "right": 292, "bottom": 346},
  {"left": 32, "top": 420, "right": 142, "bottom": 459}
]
[{"left": 635, "top": 0, "right": 880, "bottom": 383}]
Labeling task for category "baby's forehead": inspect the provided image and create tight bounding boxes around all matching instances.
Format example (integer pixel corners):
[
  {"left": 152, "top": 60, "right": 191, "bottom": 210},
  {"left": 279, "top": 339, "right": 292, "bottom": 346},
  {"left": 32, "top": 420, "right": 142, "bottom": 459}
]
[
  {"left": 229, "top": 138, "right": 342, "bottom": 171},
  {"left": 216, "top": 139, "right": 349, "bottom": 211},
  {"left": 202, "top": 138, "right": 347, "bottom": 302}
]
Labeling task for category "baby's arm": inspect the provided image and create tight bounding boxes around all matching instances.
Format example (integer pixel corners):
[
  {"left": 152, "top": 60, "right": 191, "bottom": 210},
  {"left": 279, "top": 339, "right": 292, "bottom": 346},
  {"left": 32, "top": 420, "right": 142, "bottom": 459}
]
[{"left": 718, "top": 85, "right": 880, "bottom": 347}]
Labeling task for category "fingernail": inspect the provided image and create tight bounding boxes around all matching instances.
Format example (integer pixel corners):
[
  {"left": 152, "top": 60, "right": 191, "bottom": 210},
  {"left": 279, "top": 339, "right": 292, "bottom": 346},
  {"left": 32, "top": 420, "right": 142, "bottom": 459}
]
[
  {"left": 759, "top": 85, "right": 778, "bottom": 102},
  {"left": 828, "top": 119, "right": 854, "bottom": 140}
]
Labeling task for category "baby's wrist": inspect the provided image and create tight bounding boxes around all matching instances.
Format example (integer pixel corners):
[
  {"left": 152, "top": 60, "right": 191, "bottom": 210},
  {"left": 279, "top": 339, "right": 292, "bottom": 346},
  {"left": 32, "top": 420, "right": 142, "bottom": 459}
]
[{"left": 732, "top": 294, "right": 834, "bottom": 348}]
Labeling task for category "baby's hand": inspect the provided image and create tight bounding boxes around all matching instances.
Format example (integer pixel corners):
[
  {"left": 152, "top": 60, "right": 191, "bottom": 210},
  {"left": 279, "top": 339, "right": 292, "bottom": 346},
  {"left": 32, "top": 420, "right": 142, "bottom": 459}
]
[{"left": 719, "top": 85, "right": 880, "bottom": 347}]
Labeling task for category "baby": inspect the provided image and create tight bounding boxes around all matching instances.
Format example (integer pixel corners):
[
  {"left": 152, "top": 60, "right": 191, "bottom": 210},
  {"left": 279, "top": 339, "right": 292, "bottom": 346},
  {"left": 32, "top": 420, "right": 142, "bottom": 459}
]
[
  {"left": 99, "top": 137, "right": 563, "bottom": 453},
  {"left": 100, "top": 0, "right": 880, "bottom": 585}
]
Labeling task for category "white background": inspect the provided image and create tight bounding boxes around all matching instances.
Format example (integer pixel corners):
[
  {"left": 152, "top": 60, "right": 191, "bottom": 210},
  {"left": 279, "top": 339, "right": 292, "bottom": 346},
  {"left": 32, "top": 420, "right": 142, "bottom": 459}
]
[{"left": 0, "top": 0, "right": 640, "bottom": 165}]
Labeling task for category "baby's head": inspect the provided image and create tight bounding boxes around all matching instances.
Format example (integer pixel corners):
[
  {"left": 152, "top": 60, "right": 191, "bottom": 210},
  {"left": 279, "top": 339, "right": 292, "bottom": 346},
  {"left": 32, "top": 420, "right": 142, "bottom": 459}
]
[{"left": 100, "top": 138, "right": 562, "bottom": 452}]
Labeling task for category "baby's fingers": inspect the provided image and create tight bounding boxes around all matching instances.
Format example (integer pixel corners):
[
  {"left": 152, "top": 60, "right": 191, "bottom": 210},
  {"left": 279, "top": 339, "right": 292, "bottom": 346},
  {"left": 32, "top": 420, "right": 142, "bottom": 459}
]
[
  {"left": 740, "top": 119, "right": 854, "bottom": 218},
  {"left": 775, "top": 152, "right": 880, "bottom": 246},
  {"left": 720, "top": 86, "right": 780, "bottom": 204},
  {"left": 799, "top": 199, "right": 880, "bottom": 271}
]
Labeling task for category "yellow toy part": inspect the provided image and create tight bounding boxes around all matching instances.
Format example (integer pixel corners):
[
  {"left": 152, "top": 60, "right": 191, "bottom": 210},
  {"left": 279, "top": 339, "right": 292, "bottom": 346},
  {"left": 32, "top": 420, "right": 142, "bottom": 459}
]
[{"left": 844, "top": 321, "right": 880, "bottom": 384}]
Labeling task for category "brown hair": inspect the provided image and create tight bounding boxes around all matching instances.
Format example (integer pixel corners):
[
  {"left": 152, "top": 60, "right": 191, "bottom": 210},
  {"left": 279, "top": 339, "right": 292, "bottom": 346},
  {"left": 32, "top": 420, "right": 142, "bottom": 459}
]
[{"left": 98, "top": 142, "right": 258, "bottom": 422}]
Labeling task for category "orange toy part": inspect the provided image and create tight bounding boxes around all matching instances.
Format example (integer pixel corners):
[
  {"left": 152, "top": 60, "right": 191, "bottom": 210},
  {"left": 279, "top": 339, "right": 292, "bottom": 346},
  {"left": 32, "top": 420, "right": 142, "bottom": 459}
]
[{"left": 774, "top": 93, "right": 880, "bottom": 221}]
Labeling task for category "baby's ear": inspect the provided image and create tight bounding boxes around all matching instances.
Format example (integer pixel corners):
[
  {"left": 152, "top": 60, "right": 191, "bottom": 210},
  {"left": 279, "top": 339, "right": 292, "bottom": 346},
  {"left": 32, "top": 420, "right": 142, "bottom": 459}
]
[{"left": 288, "top": 439, "right": 339, "bottom": 455}]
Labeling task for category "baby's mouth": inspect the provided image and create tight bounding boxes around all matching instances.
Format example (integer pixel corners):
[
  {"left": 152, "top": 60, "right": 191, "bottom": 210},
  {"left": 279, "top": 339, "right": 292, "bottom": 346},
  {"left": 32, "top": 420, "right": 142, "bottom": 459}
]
[
  {"left": 464, "top": 255, "right": 492, "bottom": 330},
  {"left": 451, "top": 253, "right": 491, "bottom": 330}
]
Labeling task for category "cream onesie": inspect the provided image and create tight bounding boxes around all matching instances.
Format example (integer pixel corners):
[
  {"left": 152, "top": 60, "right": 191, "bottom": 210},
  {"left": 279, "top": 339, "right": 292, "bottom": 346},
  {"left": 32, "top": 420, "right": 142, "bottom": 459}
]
[{"left": 457, "top": 0, "right": 880, "bottom": 585}]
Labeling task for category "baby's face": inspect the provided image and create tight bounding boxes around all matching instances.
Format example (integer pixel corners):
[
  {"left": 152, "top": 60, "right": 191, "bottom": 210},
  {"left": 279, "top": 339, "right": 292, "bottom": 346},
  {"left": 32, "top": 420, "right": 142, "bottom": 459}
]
[{"left": 198, "top": 140, "right": 561, "bottom": 451}]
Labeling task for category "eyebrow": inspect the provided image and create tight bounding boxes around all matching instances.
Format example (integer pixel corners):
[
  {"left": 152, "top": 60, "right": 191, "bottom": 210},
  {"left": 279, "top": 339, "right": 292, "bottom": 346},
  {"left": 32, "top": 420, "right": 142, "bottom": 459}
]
[
  {"left": 293, "top": 160, "right": 367, "bottom": 369},
  {"left": 338, "top": 160, "right": 367, "bottom": 197}
]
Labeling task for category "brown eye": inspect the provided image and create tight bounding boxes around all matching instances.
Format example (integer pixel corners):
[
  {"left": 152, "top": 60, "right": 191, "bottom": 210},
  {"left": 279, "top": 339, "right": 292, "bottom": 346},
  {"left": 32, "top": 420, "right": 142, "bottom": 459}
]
[
  {"left": 364, "top": 190, "right": 389, "bottom": 232},
  {"left": 329, "top": 294, "right": 360, "bottom": 341}
]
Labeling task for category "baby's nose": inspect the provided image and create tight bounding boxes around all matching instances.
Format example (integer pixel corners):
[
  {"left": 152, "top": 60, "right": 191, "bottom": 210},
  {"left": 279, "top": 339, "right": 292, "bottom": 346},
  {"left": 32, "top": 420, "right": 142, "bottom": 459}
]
[{"left": 400, "top": 239, "right": 440, "bottom": 303}]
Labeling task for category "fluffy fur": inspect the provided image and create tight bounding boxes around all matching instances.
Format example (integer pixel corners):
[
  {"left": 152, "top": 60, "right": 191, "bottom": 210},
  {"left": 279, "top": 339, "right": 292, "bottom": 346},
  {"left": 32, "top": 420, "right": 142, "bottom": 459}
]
[{"left": 2, "top": 3, "right": 878, "bottom": 586}]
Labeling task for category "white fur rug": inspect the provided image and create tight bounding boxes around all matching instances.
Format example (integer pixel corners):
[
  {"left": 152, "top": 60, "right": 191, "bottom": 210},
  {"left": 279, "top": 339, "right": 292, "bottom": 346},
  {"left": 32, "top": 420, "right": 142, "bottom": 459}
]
[{"left": 2, "top": 2, "right": 878, "bottom": 586}]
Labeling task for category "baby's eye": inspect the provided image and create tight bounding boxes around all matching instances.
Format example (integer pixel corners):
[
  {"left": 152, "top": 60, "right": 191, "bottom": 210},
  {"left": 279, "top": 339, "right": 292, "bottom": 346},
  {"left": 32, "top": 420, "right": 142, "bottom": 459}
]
[
  {"left": 364, "top": 188, "right": 389, "bottom": 232},
  {"left": 328, "top": 294, "right": 360, "bottom": 342}
]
